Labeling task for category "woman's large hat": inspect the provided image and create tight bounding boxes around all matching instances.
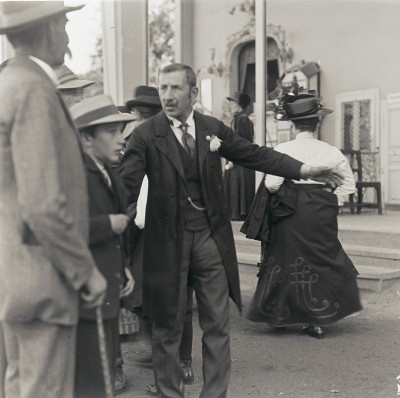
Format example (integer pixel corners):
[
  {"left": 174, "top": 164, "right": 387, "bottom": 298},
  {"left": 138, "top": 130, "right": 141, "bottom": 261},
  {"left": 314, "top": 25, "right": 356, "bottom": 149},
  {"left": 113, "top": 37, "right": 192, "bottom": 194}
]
[
  {"left": 125, "top": 86, "right": 161, "bottom": 109},
  {"left": 0, "top": 1, "right": 83, "bottom": 35},
  {"left": 55, "top": 64, "right": 94, "bottom": 90},
  {"left": 274, "top": 90, "right": 332, "bottom": 121},
  {"left": 71, "top": 95, "right": 134, "bottom": 130},
  {"left": 226, "top": 91, "right": 251, "bottom": 109}
]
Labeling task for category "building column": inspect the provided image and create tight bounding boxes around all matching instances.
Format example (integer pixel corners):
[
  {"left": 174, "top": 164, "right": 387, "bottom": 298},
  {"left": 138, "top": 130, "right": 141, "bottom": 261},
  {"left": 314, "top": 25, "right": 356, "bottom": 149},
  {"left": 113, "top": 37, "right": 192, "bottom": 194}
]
[
  {"left": 255, "top": 0, "right": 266, "bottom": 186},
  {"left": 101, "top": 0, "right": 148, "bottom": 105},
  {"left": 174, "top": 0, "right": 193, "bottom": 65}
]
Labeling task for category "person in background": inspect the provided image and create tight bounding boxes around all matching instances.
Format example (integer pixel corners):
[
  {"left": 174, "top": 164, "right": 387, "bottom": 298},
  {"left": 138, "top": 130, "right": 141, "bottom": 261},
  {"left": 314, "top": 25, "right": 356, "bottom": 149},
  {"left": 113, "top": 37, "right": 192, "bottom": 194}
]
[
  {"left": 224, "top": 91, "right": 255, "bottom": 221},
  {"left": 54, "top": 63, "right": 94, "bottom": 107},
  {"left": 119, "top": 63, "right": 344, "bottom": 398},
  {"left": 70, "top": 95, "right": 135, "bottom": 398},
  {"left": 246, "top": 90, "right": 361, "bottom": 339},
  {"left": 0, "top": 3, "right": 106, "bottom": 398}
]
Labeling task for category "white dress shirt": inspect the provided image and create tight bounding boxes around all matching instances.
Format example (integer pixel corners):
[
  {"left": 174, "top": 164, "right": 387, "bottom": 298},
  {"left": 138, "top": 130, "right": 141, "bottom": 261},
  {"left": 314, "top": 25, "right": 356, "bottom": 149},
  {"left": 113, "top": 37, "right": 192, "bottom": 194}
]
[
  {"left": 167, "top": 109, "right": 196, "bottom": 147},
  {"left": 134, "top": 176, "right": 148, "bottom": 229},
  {"left": 265, "top": 132, "right": 355, "bottom": 204}
]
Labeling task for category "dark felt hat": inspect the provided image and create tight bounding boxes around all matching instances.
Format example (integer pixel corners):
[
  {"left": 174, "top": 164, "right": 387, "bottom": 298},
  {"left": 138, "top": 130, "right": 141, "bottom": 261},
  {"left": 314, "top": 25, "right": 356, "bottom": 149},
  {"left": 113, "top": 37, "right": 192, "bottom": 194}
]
[
  {"left": 0, "top": 1, "right": 83, "bottom": 35},
  {"left": 125, "top": 86, "right": 161, "bottom": 109},
  {"left": 226, "top": 91, "right": 251, "bottom": 109},
  {"left": 276, "top": 93, "right": 332, "bottom": 121}
]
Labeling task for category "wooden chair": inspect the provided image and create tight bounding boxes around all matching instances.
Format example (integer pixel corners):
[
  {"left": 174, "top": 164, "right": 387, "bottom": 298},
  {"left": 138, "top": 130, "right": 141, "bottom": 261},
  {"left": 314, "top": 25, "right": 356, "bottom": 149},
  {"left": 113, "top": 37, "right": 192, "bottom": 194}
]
[{"left": 341, "top": 149, "right": 382, "bottom": 214}]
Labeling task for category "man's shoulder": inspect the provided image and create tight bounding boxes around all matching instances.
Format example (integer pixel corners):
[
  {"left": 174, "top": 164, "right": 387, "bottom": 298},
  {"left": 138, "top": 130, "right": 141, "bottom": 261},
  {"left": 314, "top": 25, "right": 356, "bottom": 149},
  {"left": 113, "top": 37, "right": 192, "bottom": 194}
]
[
  {"left": 194, "top": 111, "right": 222, "bottom": 128},
  {"left": 0, "top": 57, "right": 54, "bottom": 98}
]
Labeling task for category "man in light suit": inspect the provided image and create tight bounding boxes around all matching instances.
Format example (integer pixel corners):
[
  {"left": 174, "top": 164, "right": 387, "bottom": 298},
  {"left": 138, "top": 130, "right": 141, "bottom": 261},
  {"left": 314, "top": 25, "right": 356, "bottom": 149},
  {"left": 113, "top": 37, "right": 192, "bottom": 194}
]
[
  {"left": 119, "top": 63, "right": 344, "bottom": 398},
  {"left": 0, "top": 3, "right": 106, "bottom": 398}
]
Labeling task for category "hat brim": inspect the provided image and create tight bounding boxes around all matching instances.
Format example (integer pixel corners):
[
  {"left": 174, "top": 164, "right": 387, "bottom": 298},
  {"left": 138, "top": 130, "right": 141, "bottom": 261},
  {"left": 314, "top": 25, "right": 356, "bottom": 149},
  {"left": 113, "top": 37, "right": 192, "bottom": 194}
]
[
  {"left": 126, "top": 97, "right": 161, "bottom": 109},
  {"left": 78, "top": 112, "right": 134, "bottom": 130},
  {"left": 0, "top": 4, "right": 84, "bottom": 35},
  {"left": 58, "top": 79, "right": 95, "bottom": 90},
  {"left": 289, "top": 108, "right": 333, "bottom": 120}
]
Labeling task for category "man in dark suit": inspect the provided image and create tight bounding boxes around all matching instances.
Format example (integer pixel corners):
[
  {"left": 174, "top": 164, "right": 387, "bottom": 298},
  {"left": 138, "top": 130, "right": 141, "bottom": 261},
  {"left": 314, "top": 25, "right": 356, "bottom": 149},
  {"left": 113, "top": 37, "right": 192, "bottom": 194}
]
[
  {"left": 119, "top": 63, "right": 343, "bottom": 398},
  {"left": 0, "top": 3, "right": 106, "bottom": 397}
]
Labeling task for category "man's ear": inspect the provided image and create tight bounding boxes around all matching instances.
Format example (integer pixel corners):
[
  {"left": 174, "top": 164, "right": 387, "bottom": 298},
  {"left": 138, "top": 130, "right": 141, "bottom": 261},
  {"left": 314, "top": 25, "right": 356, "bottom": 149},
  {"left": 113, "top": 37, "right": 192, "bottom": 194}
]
[
  {"left": 191, "top": 86, "right": 199, "bottom": 102},
  {"left": 80, "top": 131, "right": 92, "bottom": 147}
]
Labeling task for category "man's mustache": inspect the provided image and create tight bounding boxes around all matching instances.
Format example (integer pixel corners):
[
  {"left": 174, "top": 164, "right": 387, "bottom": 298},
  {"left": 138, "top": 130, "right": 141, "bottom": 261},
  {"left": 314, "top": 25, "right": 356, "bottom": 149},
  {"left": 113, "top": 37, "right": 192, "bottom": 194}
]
[{"left": 164, "top": 101, "right": 177, "bottom": 106}]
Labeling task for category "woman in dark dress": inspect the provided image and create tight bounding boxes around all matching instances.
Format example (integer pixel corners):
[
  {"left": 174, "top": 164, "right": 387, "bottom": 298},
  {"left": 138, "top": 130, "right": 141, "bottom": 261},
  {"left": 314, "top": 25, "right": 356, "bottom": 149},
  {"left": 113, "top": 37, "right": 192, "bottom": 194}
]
[
  {"left": 246, "top": 90, "right": 362, "bottom": 339},
  {"left": 224, "top": 92, "right": 255, "bottom": 221}
]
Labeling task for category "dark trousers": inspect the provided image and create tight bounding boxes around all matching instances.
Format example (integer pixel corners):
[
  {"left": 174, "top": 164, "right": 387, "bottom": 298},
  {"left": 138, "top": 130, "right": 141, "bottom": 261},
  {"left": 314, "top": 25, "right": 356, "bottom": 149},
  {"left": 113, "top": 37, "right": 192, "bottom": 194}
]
[
  {"left": 179, "top": 286, "right": 193, "bottom": 362},
  {"left": 74, "top": 316, "right": 119, "bottom": 398},
  {"left": 152, "top": 227, "right": 231, "bottom": 398}
]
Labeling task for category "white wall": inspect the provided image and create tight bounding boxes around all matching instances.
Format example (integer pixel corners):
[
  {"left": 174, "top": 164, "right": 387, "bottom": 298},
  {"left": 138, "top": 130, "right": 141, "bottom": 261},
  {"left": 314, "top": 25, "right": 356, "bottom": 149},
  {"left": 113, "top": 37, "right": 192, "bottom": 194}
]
[{"left": 191, "top": 0, "right": 400, "bottom": 145}]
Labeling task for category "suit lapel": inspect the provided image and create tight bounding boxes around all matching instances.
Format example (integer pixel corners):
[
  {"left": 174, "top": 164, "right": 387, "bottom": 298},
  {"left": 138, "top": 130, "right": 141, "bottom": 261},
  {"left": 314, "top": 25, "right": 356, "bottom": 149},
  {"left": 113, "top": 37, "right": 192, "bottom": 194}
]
[
  {"left": 194, "top": 111, "right": 212, "bottom": 176},
  {"left": 106, "top": 164, "right": 127, "bottom": 212},
  {"left": 153, "top": 112, "right": 186, "bottom": 181},
  {"left": 85, "top": 154, "right": 115, "bottom": 200}
]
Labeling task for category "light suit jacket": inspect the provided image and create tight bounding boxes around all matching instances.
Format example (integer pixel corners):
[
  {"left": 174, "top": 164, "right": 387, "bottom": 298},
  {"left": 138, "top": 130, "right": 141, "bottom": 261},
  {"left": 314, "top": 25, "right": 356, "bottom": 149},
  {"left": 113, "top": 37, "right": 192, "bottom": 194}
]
[{"left": 0, "top": 55, "right": 96, "bottom": 325}]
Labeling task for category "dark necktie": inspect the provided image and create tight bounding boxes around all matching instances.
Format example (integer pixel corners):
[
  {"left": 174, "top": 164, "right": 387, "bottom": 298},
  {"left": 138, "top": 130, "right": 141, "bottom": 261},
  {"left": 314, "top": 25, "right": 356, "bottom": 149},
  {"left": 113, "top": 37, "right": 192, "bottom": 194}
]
[{"left": 179, "top": 123, "right": 195, "bottom": 158}]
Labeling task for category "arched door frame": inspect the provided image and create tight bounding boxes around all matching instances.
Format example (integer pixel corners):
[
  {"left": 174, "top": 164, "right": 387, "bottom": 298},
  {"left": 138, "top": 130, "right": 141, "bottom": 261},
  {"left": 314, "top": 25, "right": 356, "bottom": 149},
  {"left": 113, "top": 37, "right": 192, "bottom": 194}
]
[{"left": 225, "top": 25, "right": 287, "bottom": 97}]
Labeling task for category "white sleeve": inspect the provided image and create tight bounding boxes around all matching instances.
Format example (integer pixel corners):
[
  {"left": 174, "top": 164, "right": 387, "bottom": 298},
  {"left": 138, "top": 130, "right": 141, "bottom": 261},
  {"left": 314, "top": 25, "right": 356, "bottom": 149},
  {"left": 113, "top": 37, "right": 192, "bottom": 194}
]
[
  {"left": 264, "top": 144, "right": 285, "bottom": 192},
  {"left": 333, "top": 150, "right": 356, "bottom": 196},
  {"left": 134, "top": 175, "right": 148, "bottom": 229}
]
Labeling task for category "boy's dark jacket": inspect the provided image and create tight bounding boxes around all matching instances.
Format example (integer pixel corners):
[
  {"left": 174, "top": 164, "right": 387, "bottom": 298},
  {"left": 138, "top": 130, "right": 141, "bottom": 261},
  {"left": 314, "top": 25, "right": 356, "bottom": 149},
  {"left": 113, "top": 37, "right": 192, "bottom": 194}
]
[{"left": 80, "top": 153, "right": 128, "bottom": 320}]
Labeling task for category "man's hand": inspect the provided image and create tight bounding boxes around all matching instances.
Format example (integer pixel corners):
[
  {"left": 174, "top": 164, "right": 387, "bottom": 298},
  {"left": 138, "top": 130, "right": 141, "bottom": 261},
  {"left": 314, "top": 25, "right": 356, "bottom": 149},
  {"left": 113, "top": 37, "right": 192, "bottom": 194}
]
[
  {"left": 80, "top": 267, "right": 107, "bottom": 309},
  {"left": 109, "top": 214, "right": 129, "bottom": 234},
  {"left": 225, "top": 161, "right": 234, "bottom": 171},
  {"left": 120, "top": 268, "right": 135, "bottom": 298},
  {"left": 300, "top": 164, "right": 345, "bottom": 188}
]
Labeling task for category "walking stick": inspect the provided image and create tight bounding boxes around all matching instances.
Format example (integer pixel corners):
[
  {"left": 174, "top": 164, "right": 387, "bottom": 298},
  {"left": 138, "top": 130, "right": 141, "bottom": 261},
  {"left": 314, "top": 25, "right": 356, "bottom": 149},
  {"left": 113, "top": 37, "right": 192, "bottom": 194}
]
[{"left": 96, "top": 306, "right": 113, "bottom": 398}]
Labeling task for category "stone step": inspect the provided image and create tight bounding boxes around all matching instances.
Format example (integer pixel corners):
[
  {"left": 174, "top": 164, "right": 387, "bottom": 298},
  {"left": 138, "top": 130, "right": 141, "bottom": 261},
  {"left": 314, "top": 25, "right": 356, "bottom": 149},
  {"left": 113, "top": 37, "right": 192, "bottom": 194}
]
[
  {"left": 237, "top": 263, "right": 400, "bottom": 300},
  {"left": 237, "top": 252, "right": 400, "bottom": 294},
  {"left": 355, "top": 265, "right": 400, "bottom": 293},
  {"left": 231, "top": 220, "right": 400, "bottom": 249},
  {"left": 234, "top": 233, "right": 400, "bottom": 269},
  {"left": 338, "top": 230, "right": 400, "bottom": 250}
]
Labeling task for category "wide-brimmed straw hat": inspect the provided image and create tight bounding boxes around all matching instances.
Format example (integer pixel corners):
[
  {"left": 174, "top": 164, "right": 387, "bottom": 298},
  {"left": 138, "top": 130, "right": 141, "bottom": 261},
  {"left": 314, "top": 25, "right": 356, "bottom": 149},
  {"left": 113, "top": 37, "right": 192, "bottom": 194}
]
[
  {"left": 274, "top": 92, "right": 333, "bottom": 121},
  {"left": 0, "top": 1, "right": 83, "bottom": 35},
  {"left": 55, "top": 64, "right": 94, "bottom": 90},
  {"left": 71, "top": 95, "right": 135, "bottom": 130},
  {"left": 226, "top": 91, "right": 251, "bottom": 109},
  {"left": 125, "top": 85, "right": 161, "bottom": 109}
]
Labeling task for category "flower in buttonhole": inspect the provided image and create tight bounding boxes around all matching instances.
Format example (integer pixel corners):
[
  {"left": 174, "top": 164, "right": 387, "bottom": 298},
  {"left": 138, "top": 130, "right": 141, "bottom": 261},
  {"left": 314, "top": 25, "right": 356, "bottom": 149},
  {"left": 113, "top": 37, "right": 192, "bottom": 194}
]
[{"left": 206, "top": 135, "right": 222, "bottom": 152}]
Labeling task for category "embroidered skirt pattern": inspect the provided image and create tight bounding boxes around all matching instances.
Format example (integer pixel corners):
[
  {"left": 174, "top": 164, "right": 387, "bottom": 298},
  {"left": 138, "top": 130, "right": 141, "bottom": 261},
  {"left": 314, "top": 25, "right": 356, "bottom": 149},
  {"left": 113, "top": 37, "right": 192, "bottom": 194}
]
[{"left": 247, "top": 185, "right": 362, "bottom": 327}]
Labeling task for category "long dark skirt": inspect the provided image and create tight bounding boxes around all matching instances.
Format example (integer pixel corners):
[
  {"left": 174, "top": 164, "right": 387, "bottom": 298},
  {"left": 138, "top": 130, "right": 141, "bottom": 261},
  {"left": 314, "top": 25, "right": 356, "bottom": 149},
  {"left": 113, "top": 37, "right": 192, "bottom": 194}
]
[
  {"left": 247, "top": 185, "right": 362, "bottom": 327},
  {"left": 224, "top": 165, "right": 255, "bottom": 221}
]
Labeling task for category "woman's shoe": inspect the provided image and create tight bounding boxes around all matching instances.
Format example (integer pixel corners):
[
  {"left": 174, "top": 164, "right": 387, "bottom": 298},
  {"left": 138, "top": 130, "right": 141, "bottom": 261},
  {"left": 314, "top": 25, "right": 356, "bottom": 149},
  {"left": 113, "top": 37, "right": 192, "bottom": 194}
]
[
  {"left": 303, "top": 325, "right": 325, "bottom": 339},
  {"left": 180, "top": 360, "right": 194, "bottom": 384}
]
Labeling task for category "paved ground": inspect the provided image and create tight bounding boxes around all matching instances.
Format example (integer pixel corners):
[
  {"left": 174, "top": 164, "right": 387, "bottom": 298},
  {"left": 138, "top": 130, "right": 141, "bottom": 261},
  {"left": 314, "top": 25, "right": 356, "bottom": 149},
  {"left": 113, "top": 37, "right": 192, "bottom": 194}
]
[{"left": 119, "top": 263, "right": 400, "bottom": 398}]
